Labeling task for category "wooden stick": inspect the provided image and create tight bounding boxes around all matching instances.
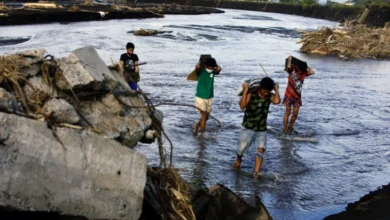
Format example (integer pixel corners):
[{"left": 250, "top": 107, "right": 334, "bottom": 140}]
[{"left": 259, "top": 63, "right": 269, "bottom": 77}]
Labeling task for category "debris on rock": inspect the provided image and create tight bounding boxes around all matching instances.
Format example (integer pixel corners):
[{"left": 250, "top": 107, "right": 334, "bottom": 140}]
[
  {"left": 134, "top": 28, "right": 159, "bottom": 36},
  {"left": 140, "top": 167, "right": 273, "bottom": 220},
  {"left": 298, "top": 25, "right": 390, "bottom": 59}
]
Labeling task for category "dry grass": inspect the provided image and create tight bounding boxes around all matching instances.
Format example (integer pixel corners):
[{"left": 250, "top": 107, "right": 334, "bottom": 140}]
[
  {"left": 81, "top": 0, "right": 94, "bottom": 6},
  {"left": 69, "top": 5, "right": 80, "bottom": 12},
  {"left": 298, "top": 25, "right": 390, "bottom": 59},
  {"left": 23, "top": 3, "right": 58, "bottom": 9},
  {"left": 150, "top": 167, "right": 196, "bottom": 220},
  {"left": 0, "top": 2, "right": 9, "bottom": 10},
  {"left": 0, "top": 55, "right": 30, "bottom": 111}
]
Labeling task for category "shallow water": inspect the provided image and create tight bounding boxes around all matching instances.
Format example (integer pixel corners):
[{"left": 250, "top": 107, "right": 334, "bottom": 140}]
[{"left": 1, "top": 9, "right": 390, "bottom": 219}]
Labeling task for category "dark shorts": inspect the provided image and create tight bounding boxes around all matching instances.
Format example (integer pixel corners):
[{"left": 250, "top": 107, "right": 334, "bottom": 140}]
[{"left": 282, "top": 96, "right": 302, "bottom": 107}]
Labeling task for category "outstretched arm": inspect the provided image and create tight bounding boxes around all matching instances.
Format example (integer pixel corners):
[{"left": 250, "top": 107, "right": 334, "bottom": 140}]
[
  {"left": 119, "top": 60, "right": 125, "bottom": 77},
  {"left": 239, "top": 82, "right": 252, "bottom": 110},
  {"left": 195, "top": 62, "right": 202, "bottom": 73},
  {"left": 270, "top": 83, "right": 281, "bottom": 104},
  {"left": 134, "top": 61, "right": 139, "bottom": 73}
]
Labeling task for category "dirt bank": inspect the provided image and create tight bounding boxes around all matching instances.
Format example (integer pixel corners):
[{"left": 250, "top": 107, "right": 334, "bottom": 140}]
[
  {"left": 150, "top": 0, "right": 389, "bottom": 27},
  {"left": 324, "top": 182, "right": 390, "bottom": 220},
  {"left": 0, "top": 3, "right": 223, "bottom": 26}
]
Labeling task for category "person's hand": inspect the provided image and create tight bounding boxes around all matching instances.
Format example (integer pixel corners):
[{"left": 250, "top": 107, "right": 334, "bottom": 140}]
[
  {"left": 242, "top": 82, "right": 249, "bottom": 91},
  {"left": 307, "top": 67, "right": 315, "bottom": 75},
  {"left": 274, "top": 83, "right": 279, "bottom": 91}
]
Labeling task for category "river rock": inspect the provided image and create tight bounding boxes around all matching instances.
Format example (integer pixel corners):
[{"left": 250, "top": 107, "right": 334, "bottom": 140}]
[
  {"left": 0, "top": 88, "right": 23, "bottom": 113},
  {"left": 0, "top": 112, "right": 147, "bottom": 220},
  {"left": 55, "top": 46, "right": 117, "bottom": 92},
  {"left": 43, "top": 98, "right": 80, "bottom": 124}
]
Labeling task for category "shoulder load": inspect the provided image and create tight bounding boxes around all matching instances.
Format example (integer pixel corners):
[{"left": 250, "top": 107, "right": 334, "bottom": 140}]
[{"left": 237, "top": 78, "right": 262, "bottom": 96}]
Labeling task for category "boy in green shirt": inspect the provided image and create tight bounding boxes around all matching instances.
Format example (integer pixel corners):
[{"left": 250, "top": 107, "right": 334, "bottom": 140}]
[{"left": 193, "top": 58, "right": 222, "bottom": 135}]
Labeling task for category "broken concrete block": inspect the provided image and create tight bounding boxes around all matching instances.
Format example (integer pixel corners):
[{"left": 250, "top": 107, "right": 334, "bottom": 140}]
[
  {"left": 0, "top": 112, "right": 147, "bottom": 220},
  {"left": 55, "top": 47, "right": 117, "bottom": 92},
  {"left": 0, "top": 88, "right": 23, "bottom": 113},
  {"left": 43, "top": 98, "right": 80, "bottom": 124}
]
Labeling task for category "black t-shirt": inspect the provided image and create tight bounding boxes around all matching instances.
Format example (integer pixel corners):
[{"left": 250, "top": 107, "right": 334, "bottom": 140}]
[{"left": 120, "top": 53, "right": 139, "bottom": 72}]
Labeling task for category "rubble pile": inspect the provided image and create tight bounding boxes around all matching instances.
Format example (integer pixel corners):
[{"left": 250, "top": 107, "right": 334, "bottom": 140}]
[
  {"left": 298, "top": 24, "right": 390, "bottom": 59},
  {"left": 0, "top": 46, "right": 159, "bottom": 219}
]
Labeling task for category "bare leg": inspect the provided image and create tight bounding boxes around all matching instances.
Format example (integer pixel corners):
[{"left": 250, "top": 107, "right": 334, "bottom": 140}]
[
  {"left": 199, "top": 111, "right": 209, "bottom": 134},
  {"left": 193, "top": 122, "right": 200, "bottom": 135},
  {"left": 232, "top": 153, "right": 242, "bottom": 170},
  {"left": 254, "top": 148, "right": 265, "bottom": 176},
  {"left": 283, "top": 105, "right": 291, "bottom": 133},
  {"left": 288, "top": 106, "right": 300, "bottom": 132}
]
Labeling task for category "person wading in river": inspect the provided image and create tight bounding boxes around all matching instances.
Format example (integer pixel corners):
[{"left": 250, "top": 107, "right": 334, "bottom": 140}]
[
  {"left": 283, "top": 56, "right": 315, "bottom": 134},
  {"left": 193, "top": 57, "right": 222, "bottom": 135},
  {"left": 119, "top": 42, "right": 140, "bottom": 91},
  {"left": 232, "top": 77, "right": 280, "bottom": 177}
]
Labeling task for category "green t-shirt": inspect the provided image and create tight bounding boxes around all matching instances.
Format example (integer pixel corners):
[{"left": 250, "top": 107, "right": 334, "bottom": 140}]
[{"left": 196, "top": 69, "right": 215, "bottom": 99}]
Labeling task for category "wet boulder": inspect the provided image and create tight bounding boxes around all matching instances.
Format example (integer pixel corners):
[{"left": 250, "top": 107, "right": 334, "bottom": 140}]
[
  {"left": 55, "top": 46, "right": 117, "bottom": 92},
  {"left": 0, "top": 112, "right": 147, "bottom": 220},
  {"left": 42, "top": 98, "right": 80, "bottom": 124}
]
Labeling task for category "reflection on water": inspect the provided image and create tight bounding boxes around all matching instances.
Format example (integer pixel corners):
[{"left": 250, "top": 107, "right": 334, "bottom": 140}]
[{"left": 1, "top": 8, "right": 390, "bottom": 220}]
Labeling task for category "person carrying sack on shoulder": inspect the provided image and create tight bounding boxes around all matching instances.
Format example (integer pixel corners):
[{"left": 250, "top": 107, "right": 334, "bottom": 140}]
[
  {"left": 119, "top": 42, "right": 140, "bottom": 91},
  {"left": 232, "top": 77, "right": 280, "bottom": 178},
  {"left": 282, "top": 56, "right": 315, "bottom": 134},
  {"left": 193, "top": 57, "right": 222, "bottom": 135}
]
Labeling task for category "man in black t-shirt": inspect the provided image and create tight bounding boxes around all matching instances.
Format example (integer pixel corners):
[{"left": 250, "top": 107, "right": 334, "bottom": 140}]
[{"left": 119, "top": 42, "right": 139, "bottom": 91}]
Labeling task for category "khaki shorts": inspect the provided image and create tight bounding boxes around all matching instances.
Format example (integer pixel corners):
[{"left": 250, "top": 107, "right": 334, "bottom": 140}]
[{"left": 195, "top": 97, "right": 213, "bottom": 113}]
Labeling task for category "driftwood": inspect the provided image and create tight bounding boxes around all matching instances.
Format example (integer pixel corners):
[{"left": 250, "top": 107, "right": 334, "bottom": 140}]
[
  {"left": 141, "top": 168, "right": 273, "bottom": 220},
  {"left": 298, "top": 25, "right": 390, "bottom": 59}
]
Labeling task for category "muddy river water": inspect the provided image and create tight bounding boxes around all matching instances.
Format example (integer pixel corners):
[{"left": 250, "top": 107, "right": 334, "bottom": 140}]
[{"left": 1, "top": 9, "right": 390, "bottom": 219}]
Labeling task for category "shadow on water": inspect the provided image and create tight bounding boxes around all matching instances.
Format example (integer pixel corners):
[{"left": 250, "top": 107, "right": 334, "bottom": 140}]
[
  {"left": 233, "top": 14, "right": 280, "bottom": 21},
  {"left": 0, "top": 37, "right": 30, "bottom": 46},
  {"left": 165, "top": 25, "right": 301, "bottom": 38}
]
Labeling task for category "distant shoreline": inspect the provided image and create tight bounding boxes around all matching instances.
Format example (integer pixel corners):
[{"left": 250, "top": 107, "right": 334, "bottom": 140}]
[{"left": 0, "top": 3, "right": 224, "bottom": 26}]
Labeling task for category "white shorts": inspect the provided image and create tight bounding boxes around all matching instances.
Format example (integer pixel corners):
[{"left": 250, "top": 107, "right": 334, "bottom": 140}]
[{"left": 195, "top": 97, "right": 213, "bottom": 113}]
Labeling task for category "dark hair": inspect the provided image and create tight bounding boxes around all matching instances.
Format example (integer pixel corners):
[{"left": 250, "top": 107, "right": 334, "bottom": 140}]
[
  {"left": 126, "top": 42, "right": 135, "bottom": 49},
  {"left": 205, "top": 58, "right": 217, "bottom": 67},
  {"left": 260, "top": 77, "right": 275, "bottom": 91}
]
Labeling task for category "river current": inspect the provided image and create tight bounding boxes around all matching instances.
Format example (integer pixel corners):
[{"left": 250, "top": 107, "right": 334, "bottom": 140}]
[{"left": 1, "top": 9, "right": 390, "bottom": 220}]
